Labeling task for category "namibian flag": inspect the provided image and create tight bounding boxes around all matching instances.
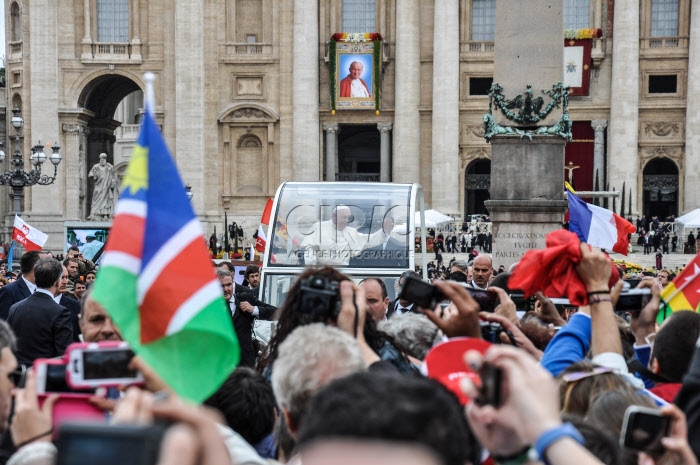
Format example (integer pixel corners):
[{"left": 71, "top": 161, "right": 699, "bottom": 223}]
[
  {"left": 91, "top": 87, "right": 239, "bottom": 402},
  {"left": 658, "top": 253, "right": 700, "bottom": 324}
]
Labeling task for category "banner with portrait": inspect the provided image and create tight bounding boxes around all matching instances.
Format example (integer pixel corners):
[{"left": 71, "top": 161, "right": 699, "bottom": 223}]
[{"left": 329, "top": 33, "right": 382, "bottom": 113}]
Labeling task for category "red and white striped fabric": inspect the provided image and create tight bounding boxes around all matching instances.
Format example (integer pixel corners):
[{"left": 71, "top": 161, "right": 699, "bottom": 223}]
[{"left": 12, "top": 215, "right": 47, "bottom": 251}]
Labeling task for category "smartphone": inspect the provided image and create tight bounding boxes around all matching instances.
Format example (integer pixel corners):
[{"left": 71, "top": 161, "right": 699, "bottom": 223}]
[
  {"left": 509, "top": 293, "right": 536, "bottom": 311},
  {"left": 57, "top": 422, "right": 167, "bottom": 465},
  {"left": 616, "top": 288, "right": 652, "bottom": 313},
  {"left": 398, "top": 276, "right": 444, "bottom": 309},
  {"left": 624, "top": 278, "right": 642, "bottom": 289},
  {"left": 466, "top": 287, "right": 499, "bottom": 313},
  {"left": 66, "top": 342, "right": 144, "bottom": 388},
  {"left": 34, "top": 359, "right": 95, "bottom": 395},
  {"left": 620, "top": 406, "right": 670, "bottom": 454},
  {"left": 477, "top": 363, "right": 502, "bottom": 408}
]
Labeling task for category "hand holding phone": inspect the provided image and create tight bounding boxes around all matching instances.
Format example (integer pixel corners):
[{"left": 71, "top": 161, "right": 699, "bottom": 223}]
[
  {"left": 466, "top": 287, "right": 499, "bottom": 313},
  {"left": 66, "top": 341, "right": 144, "bottom": 389},
  {"left": 476, "top": 363, "right": 502, "bottom": 408},
  {"left": 398, "top": 276, "right": 444, "bottom": 309},
  {"left": 621, "top": 406, "right": 670, "bottom": 455}
]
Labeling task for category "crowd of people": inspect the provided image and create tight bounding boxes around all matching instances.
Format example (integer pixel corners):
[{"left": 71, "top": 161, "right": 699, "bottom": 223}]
[{"left": 0, "top": 227, "right": 696, "bottom": 465}]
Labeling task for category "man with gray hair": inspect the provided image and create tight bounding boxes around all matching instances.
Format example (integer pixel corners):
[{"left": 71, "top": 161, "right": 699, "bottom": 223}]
[
  {"left": 7, "top": 258, "right": 73, "bottom": 366},
  {"left": 272, "top": 323, "right": 365, "bottom": 441},
  {"left": 450, "top": 259, "right": 469, "bottom": 280},
  {"left": 378, "top": 314, "right": 441, "bottom": 360}
]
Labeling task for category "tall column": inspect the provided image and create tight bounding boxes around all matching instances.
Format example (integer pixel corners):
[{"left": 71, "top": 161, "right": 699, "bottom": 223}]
[
  {"left": 608, "top": 0, "right": 639, "bottom": 214},
  {"left": 591, "top": 119, "right": 607, "bottom": 189},
  {"left": 292, "top": 0, "right": 320, "bottom": 181},
  {"left": 81, "top": 0, "right": 92, "bottom": 58},
  {"left": 432, "top": 0, "right": 460, "bottom": 215},
  {"left": 323, "top": 123, "right": 339, "bottom": 181},
  {"left": 684, "top": 2, "right": 700, "bottom": 213},
  {"left": 62, "top": 123, "right": 87, "bottom": 220},
  {"left": 392, "top": 0, "right": 420, "bottom": 183},
  {"left": 377, "top": 123, "right": 392, "bottom": 182},
  {"left": 131, "top": 0, "right": 142, "bottom": 59}
]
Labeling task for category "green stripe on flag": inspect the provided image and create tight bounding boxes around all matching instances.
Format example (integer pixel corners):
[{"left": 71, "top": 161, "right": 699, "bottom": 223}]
[{"left": 92, "top": 266, "right": 240, "bottom": 403}]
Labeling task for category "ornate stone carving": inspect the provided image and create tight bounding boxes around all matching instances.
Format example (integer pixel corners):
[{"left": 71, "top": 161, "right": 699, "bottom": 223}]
[
  {"left": 232, "top": 108, "right": 266, "bottom": 119},
  {"left": 376, "top": 122, "right": 392, "bottom": 133},
  {"left": 323, "top": 122, "right": 340, "bottom": 133},
  {"left": 639, "top": 146, "right": 683, "bottom": 170},
  {"left": 460, "top": 147, "right": 490, "bottom": 169},
  {"left": 62, "top": 123, "right": 87, "bottom": 134},
  {"left": 464, "top": 124, "right": 485, "bottom": 139},
  {"left": 644, "top": 122, "right": 680, "bottom": 137},
  {"left": 643, "top": 175, "right": 678, "bottom": 192},
  {"left": 237, "top": 134, "right": 263, "bottom": 148},
  {"left": 591, "top": 120, "right": 608, "bottom": 132}
]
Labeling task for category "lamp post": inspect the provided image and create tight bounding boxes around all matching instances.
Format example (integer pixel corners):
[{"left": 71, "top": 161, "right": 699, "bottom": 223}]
[{"left": 0, "top": 107, "right": 62, "bottom": 215}]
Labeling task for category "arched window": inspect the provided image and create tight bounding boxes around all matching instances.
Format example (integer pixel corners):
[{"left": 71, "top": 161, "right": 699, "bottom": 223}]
[
  {"left": 342, "top": 0, "right": 376, "bottom": 32},
  {"left": 11, "top": 2, "right": 21, "bottom": 42}
]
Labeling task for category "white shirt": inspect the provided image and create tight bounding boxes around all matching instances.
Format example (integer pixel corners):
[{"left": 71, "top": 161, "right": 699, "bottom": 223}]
[
  {"left": 229, "top": 295, "right": 260, "bottom": 317},
  {"left": 470, "top": 280, "right": 488, "bottom": 290},
  {"left": 350, "top": 79, "right": 370, "bottom": 97},
  {"left": 394, "top": 301, "right": 414, "bottom": 315},
  {"left": 22, "top": 276, "right": 36, "bottom": 294},
  {"left": 301, "top": 220, "right": 364, "bottom": 266}
]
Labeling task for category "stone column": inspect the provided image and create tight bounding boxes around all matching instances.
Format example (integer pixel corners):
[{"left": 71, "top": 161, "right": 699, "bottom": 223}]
[
  {"left": 432, "top": 0, "right": 460, "bottom": 215},
  {"left": 292, "top": 0, "right": 320, "bottom": 181},
  {"left": 608, "top": 0, "right": 639, "bottom": 214},
  {"left": 62, "top": 123, "right": 87, "bottom": 220},
  {"left": 377, "top": 123, "right": 392, "bottom": 182},
  {"left": 131, "top": 0, "right": 142, "bottom": 59},
  {"left": 591, "top": 119, "right": 607, "bottom": 189},
  {"left": 81, "top": 0, "right": 92, "bottom": 59},
  {"left": 684, "top": 2, "right": 700, "bottom": 213},
  {"left": 392, "top": 0, "right": 420, "bottom": 183},
  {"left": 323, "top": 123, "right": 339, "bottom": 182}
]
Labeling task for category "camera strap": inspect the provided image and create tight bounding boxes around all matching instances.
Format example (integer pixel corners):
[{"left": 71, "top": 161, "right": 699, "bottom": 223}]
[{"left": 626, "top": 357, "right": 669, "bottom": 384}]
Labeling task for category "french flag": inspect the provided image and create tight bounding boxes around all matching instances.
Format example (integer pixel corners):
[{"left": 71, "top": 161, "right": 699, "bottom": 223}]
[{"left": 568, "top": 192, "right": 636, "bottom": 255}]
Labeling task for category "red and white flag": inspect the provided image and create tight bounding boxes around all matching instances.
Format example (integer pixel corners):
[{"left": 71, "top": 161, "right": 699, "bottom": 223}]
[
  {"left": 12, "top": 215, "right": 48, "bottom": 251},
  {"left": 255, "top": 198, "right": 273, "bottom": 253}
]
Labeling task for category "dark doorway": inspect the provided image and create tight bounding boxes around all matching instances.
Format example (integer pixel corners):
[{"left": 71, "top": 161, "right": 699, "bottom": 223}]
[
  {"left": 337, "top": 124, "right": 381, "bottom": 181},
  {"left": 464, "top": 159, "right": 491, "bottom": 217},
  {"left": 643, "top": 157, "right": 678, "bottom": 221}
]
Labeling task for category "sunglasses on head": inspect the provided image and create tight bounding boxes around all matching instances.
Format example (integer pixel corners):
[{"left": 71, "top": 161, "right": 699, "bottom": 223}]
[{"left": 561, "top": 366, "right": 615, "bottom": 383}]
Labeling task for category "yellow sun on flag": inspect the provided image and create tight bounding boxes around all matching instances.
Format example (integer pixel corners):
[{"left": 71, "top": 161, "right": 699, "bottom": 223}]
[{"left": 122, "top": 145, "right": 148, "bottom": 194}]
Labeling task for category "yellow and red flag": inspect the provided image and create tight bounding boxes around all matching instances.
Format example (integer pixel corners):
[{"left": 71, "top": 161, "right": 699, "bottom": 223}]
[{"left": 658, "top": 253, "right": 700, "bottom": 324}]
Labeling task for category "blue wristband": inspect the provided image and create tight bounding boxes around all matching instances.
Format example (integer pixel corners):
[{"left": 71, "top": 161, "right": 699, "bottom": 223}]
[{"left": 534, "top": 423, "right": 585, "bottom": 465}]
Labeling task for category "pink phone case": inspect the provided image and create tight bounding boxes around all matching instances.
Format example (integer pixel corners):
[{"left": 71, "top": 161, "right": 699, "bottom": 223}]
[{"left": 38, "top": 395, "right": 107, "bottom": 438}]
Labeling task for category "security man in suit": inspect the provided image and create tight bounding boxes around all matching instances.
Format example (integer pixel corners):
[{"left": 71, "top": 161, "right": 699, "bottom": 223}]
[
  {"left": 7, "top": 258, "right": 73, "bottom": 367},
  {"left": 0, "top": 251, "right": 42, "bottom": 320},
  {"left": 218, "top": 269, "right": 276, "bottom": 367}
]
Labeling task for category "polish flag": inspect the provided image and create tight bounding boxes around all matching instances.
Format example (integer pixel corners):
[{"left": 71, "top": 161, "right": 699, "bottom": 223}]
[
  {"left": 255, "top": 198, "right": 273, "bottom": 253},
  {"left": 12, "top": 215, "right": 48, "bottom": 251}
]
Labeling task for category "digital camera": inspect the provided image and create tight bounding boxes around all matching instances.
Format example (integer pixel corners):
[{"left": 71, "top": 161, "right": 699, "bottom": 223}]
[{"left": 298, "top": 275, "right": 342, "bottom": 319}]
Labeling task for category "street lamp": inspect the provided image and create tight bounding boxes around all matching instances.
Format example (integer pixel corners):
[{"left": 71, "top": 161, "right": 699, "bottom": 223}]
[
  {"left": 185, "top": 183, "right": 193, "bottom": 201},
  {"left": 0, "top": 107, "right": 62, "bottom": 214}
]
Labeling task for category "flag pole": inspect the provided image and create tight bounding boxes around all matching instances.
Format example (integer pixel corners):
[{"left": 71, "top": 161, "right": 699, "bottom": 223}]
[
  {"left": 144, "top": 72, "right": 156, "bottom": 116},
  {"left": 7, "top": 240, "right": 14, "bottom": 269}
]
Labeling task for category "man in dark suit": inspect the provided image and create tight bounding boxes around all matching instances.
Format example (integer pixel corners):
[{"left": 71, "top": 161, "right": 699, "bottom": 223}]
[
  {"left": 218, "top": 269, "right": 276, "bottom": 367},
  {"left": 56, "top": 265, "right": 82, "bottom": 342},
  {"left": 0, "top": 251, "right": 41, "bottom": 320},
  {"left": 7, "top": 258, "right": 73, "bottom": 367}
]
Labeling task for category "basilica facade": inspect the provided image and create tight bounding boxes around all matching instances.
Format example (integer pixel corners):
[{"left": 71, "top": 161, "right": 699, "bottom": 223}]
[{"left": 1, "top": 0, "right": 697, "bottom": 251}]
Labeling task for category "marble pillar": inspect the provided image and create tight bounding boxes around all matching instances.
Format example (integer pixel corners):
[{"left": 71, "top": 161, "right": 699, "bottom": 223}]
[
  {"left": 431, "top": 0, "right": 460, "bottom": 215},
  {"left": 81, "top": 0, "right": 92, "bottom": 59},
  {"left": 377, "top": 123, "right": 392, "bottom": 182},
  {"left": 175, "top": 0, "right": 205, "bottom": 212},
  {"left": 292, "top": 0, "right": 319, "bottom": 181},
  {"left": 62, "top": 123, "right": 88, "bottom": 220},
  {"left": 608, "top": 0, "right": 639, "bottom": 214},
  {"left": 323, "top": 123, "right": 339, "bottom": 182},
  {"left": 591, "top": 119, "right": 607, "bottom": 189},
  {"left": 392, "top": 0, "right": 420, "bottom": 183},
  {"left": 684, "top": 2, "right": 700, "bottom": 213}
]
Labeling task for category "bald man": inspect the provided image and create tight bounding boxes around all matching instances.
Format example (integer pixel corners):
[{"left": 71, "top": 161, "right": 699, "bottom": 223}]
[
  {"left": 300, "top": 205, "right": 364, "bottom": 266},
  {"left": 470, "top": 255, "right": 493, "bottom": 290}
]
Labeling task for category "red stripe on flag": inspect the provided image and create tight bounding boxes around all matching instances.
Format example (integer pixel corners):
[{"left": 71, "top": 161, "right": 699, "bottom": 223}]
[
  {"left": 261, "top": 198, "right": 273, "bottom": 224},
  {"left": 106, "top": 214, "right": 146, "bottom": 258},
  {"left": 611, "top": 213, "right": 636, "bottom": 255},
  {"left": 139, "top": 238, "right": 219, "bottom": 344}
]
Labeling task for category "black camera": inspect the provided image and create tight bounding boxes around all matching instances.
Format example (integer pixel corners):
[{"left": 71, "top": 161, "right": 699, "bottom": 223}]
[
  {"left": 298, "top": 275, "right": 341, "bottom": 319},
  {"left": 480, "top": 321, "right": 516, "bottom": 345}
]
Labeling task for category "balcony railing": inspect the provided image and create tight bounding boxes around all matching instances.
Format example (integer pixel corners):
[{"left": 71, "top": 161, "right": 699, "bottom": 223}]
[
  {"left": 461, "top": 41, "right": 495, "bottom": 54},
  {"left": 115, "top": 124, "right": 140, "bottom": 140},
  {"left": 83, "top": 42, "right": 140, "bottom": 60},
  {"left": 641, "top": 36, "right": 688, "bottom": 50},
  {"left": 335, "top": 173, "right": 381, "bottom": 182},
  {"left": 226, "top": 43, "right": 272, "bottom": 55}
]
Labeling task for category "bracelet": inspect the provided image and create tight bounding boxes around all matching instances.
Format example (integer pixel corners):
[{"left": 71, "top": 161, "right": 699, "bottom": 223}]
[
  {"left": 534, "top": 423, "right": 585, "bottom": 465},
  {"left": 14, "top": 428, "right": 53, "bottom": 449},
  {"left": 588, "top": 295, "right": 613, "bottom": 305},
  {"left": 586, "top": 290, "right": 610, "bottom": 296},
  {"left": 492, "top": 446, "right": 535, "bottom": 465}
]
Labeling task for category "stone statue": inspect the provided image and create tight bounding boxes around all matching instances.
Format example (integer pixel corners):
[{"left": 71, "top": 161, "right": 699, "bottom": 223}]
[{"left": 88, "top": 153, "right": 119, "bottom": 221}]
